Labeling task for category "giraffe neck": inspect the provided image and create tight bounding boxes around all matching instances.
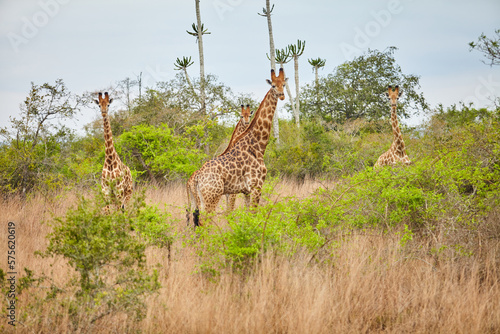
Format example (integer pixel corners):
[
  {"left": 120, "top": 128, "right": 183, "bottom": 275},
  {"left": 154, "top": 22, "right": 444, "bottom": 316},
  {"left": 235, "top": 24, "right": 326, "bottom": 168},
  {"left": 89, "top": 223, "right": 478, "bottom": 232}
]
[
  {"left": 223, "top": 88, "right": 278, "bottom": 158},
  {"left": 102, "top": 114, "right": 119, "bottom": 166},
  {"left": 244, "top": 89, "right": 278, "bottom": 148},
  {"left": 220, "top": 119, "right": 247, "bottom": 156},
  {"left": 390, "top": 104, "right": 406, "bottom": 153}
]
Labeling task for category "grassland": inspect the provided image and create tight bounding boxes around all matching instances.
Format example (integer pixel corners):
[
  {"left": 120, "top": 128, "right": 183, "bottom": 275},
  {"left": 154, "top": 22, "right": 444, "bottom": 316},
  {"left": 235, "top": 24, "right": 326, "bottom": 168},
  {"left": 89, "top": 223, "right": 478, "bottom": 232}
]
[{"left": 1, "top": 179, "right": 499, "bottom": 333}]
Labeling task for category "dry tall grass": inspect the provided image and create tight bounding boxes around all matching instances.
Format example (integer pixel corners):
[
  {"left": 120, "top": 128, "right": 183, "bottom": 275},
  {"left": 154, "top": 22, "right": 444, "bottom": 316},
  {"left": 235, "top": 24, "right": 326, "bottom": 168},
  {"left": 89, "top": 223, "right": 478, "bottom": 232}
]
[{"left": 1, "top": 181, "right": 499, "bottom": 333}]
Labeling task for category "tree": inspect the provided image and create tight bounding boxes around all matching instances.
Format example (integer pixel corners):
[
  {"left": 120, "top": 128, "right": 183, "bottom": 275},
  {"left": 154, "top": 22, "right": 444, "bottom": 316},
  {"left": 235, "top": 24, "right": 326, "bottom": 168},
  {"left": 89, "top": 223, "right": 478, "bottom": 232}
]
[
  {"left": 288, "top": 40, "right": 306, "bottom": 127},
  {"left": 174, "top": 56, "right": 195, "bottom": 90},
  {"left": 259, "top": 1, "right": 280, "bottom": 144},
  {"left": 299, "top": 47, "right": 428, "bottom": 123},
  {"left": 308, "top": 57, "right": 326, "bottom": 86},
  {"left": 272, "top": 48, "right": 296, "bottom": 121},
  {"left": 116, "top": 77, "right": 140, "bottom": 112},
  {"left": 187, "top": 0, "right": 211, "bottom": 114},
  {"left": 42, "top": 188, "right": 171, "bottom": 325},
  {"left": 308, "top": 57, "right": 326, "bottom": 117},
  {"left": 0, "top": 79, "right": 81, "bottom": 195},
  {"left": 469, "top": 29, "right": 500, "bottom": 66},
  {"left": 119, "top": 124, "right": 208, "bottom": 182}
]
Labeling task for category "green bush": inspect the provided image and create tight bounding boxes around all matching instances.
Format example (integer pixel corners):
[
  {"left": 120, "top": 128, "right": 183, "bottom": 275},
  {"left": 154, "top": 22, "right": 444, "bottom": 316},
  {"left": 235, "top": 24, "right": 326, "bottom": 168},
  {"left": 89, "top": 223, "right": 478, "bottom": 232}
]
[
  {"left": 119, "top": 123, "right": 207, "bottom": 182},
  {"left": 39, "top": 187, "right": 173, "bottom": 324},
  {"left": 190, "top": 177, "right": 326, "bottom": 276},
  {"left": 193, "top": 116, "right": 499, "bottom": 276}
]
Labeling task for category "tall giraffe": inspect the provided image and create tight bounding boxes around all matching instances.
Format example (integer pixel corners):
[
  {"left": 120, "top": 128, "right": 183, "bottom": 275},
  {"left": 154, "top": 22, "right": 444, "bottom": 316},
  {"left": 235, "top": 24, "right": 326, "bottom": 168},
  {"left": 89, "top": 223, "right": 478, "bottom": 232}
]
[
  {"left": 186, "top": 105, "right": 253, "bottom": 225},
  {"left": 187, "top": 68, "right": 287, "bottom": 226},
  {"left": 374, "top": 85, "right": 411, "bottom": 167},
  {"left": 95, "top": 92, "right": 133, "bottom": 211},
  {"left": 222, "top": 104, "right": 254, "bottom": 212}
]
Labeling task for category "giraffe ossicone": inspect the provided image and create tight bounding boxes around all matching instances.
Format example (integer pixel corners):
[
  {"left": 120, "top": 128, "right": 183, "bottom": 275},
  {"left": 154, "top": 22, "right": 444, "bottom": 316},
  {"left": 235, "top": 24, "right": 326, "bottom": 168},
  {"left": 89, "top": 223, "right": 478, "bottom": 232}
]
[
  {"left": 95, "top": 92, "right": 133, "bottom": 212},
  {"left": 374, "top": 85, "right": 411, "bottom": 168}
]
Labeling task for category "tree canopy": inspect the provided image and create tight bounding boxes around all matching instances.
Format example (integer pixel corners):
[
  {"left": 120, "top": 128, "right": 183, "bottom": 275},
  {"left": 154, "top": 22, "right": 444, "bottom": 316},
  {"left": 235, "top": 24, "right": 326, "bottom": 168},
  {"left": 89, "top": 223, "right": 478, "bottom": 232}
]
[{"left": 298, "top": 47, "right": 428, "bottom": 123}]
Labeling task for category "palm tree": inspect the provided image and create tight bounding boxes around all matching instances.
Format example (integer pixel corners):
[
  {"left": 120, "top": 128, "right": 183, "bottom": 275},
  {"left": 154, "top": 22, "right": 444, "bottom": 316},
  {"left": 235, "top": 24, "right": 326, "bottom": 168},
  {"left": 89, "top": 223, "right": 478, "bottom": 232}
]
[
  {"left": 308, "top": 57, "right": 326, "bottom": 87},
  {"left": 174, "top": 56, "right": 195, "bottom": 90},
  {"left": 288, "top": 40, "right": 306, "bottom": 127},
  {"left": 187, "top": 0, "right": 210, "bottom": 114},
  {"left": 258, "top": 1, "right": 279, "bottom": 144},
  {"left": 308, "top": 58, "right": 325, "bottom": 115},
  {"left": 271, "top": 48, "right": 295, "bottom": 117}
]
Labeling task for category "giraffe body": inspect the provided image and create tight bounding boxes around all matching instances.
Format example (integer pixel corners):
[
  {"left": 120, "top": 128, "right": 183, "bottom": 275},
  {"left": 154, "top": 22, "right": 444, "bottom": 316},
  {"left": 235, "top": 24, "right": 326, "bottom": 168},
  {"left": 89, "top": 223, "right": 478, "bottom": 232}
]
[
  {"left": 95, "top": 92, "right": 133, "bottom": 211},
  {"left": 374, "top": 85, "right": 411, "bottom": 168},
  {"left": 222, "top": 104, "right": 253, "bottom": 212},
  {"left": 187, "top": 69, "right": 286, "bottom": 226},
  {"left": 186, "top": 105, "right": 253, "bottom": 225}
]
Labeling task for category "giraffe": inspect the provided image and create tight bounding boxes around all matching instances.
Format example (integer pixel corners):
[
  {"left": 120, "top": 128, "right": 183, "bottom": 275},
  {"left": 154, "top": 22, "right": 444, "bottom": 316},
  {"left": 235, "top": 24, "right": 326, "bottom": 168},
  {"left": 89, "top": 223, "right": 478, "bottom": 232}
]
[
  {"left": 374, "top": 85, "right": 412, "bottom": 168},
  {"left": 222, "top": 104, "right": 253, "bottom": 212},
  {"left": 187, "top": 68, "right": 287, "bottom": 226},
  {"left": 95, "top": 92, "right": 133, "bottom": 211},
  {"left": 185, "top": 104, "right": 253, "bottom": 225}
]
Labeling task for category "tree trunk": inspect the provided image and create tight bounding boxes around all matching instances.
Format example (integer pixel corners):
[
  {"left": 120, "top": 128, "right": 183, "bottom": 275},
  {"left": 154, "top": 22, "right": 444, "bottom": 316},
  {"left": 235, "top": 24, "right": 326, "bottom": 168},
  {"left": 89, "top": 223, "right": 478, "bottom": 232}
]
[
  {"left": 137, "top": 72, "right": 142, "bottom": 100},
  {"left": 195, "top": 0, "right": 206, "bottom": 114},
  {"left": 183, "top": 68, "right": 194, "bottom": 91},
  {"left": 294, "top": 55, "right": 300, "bottom": 127},
  {"left": 265, "top": 0, "right": 279, "bottom": 145},
  {"left": 314, "top": 66, "right": 319, "bottom": 114},
  {"left": 285, "top": 79, "right": 295, "bottom": 115},
  {"left": 132, "top": 148, "right": 156, "bottom": 184}
]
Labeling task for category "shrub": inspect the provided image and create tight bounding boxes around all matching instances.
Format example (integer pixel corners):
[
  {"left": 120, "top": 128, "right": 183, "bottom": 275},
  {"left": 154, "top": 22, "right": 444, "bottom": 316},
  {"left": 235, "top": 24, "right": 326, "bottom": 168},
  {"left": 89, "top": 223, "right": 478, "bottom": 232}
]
[{"left": 38, "top": 187, "right": 173, "bottom": 326}]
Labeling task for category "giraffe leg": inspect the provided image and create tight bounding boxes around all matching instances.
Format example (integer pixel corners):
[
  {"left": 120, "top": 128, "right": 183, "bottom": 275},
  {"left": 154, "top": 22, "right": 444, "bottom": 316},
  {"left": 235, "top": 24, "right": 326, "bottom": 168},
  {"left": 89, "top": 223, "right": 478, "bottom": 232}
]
[
  {"left": 187, "top": 180, "right": 200, "bottom": 228},
  {"left": 226, "top": 194, "right": 237, "bottom": 214},
  {"left": 199, "top": 194, "right": 223, "bottom": 226},
  {"left": 250, "top": 187, "right": 263, "bottom": 209},
  {"left": 244, "top": 193, "right": 251, "bottom": 208}
]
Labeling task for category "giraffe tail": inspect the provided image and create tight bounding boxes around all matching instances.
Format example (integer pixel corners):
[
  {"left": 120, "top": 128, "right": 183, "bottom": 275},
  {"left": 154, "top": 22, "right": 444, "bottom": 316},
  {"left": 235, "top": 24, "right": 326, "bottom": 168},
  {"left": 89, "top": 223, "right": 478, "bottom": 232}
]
[{"left": 186, "top": 175, "right": 201, "bottom": 227}]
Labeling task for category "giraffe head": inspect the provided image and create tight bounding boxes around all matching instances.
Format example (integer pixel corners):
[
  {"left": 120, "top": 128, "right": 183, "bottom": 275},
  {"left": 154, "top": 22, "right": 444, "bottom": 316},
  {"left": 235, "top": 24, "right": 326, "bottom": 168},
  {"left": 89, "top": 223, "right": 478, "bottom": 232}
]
[
  {"left": 386, "top": 85, "right": 402, "bottom": 107},
  {"left": 94, "top": 92, "right": 113, "bottom": 116},
  {"left": 240, "top": 104, "right": 253, "bottom": 126},
  {"left": 266, "top": 68, "right": 287, "bottom": 100}
]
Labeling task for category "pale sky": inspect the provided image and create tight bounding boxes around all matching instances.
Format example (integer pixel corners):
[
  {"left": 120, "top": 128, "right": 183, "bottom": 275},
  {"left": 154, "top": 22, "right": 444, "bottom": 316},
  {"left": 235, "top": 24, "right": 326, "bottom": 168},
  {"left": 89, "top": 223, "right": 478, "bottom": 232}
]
[{"left": 1, "top": 0, "right": 499, "bottom": 132}]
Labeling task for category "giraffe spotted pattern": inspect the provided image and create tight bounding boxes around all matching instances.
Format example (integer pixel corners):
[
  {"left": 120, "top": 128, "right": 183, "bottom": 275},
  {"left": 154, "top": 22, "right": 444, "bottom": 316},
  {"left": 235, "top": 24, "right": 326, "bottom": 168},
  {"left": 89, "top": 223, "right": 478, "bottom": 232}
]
[
  {"left": 187, "top": 69, "right": 287, "bottom": 226},
  {"left": 95, "top": 92, "right": 133, "bottom": 212},
  {"left": 374, "top": 85, "right": 411, "bottom": 168}
]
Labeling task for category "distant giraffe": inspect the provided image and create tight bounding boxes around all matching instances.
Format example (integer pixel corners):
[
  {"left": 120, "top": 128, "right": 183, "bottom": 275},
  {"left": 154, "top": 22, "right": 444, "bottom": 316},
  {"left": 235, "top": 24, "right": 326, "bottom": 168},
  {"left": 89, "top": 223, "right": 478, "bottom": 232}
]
[
  {"left": 95, "top": 92, "right": 133, "bottom": 211},
  {"left": 187, "top": 68, "right": 287, "bottom": 226},
  {"left": 374, "top": 85, "right": 411, "bottom": 167},
  {"left": 186, "top": 104, "right": 253, "bottom": 225}
]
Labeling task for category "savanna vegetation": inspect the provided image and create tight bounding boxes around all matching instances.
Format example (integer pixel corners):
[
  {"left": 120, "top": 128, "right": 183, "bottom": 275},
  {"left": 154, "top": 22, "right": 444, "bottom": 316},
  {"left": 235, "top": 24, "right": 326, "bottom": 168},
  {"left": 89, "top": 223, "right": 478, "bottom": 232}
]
[{"left": 1, "top": 25, "right": 500, "bottom": 333}]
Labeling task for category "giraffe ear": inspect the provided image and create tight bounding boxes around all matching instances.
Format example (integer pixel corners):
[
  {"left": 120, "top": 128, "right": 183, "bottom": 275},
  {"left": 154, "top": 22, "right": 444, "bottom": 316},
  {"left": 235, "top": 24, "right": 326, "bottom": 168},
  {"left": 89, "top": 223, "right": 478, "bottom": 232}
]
[
  {"left": 398, "top": 91, "right": 402, "bottom": 98},
  {"left": 94, "top": 99, "right": 99, "bottom": 105},
  {"left": 266, "top": 79, "right": 273, "bottom": 86},
  {"left": 109, "top": 98, "right": 113, "bottom": 104},
  {"left": 385, "top": 92, "right": 389, "bottom": 98}
]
